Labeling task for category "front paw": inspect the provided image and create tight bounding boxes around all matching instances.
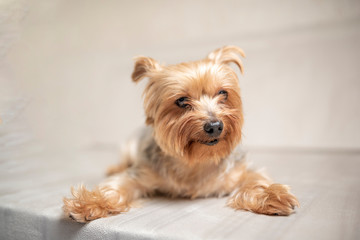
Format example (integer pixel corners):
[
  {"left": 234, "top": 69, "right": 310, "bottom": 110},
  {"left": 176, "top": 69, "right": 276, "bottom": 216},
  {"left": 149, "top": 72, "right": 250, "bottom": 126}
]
[
  {"left": 63, "top": 185, "right": 130, "bottom": 223},
  {"left": 259, "top": 184, "right": 299, "bottom": 215},
  {"left": 228, "top": 183, "right": 299, "bottom": 216}
]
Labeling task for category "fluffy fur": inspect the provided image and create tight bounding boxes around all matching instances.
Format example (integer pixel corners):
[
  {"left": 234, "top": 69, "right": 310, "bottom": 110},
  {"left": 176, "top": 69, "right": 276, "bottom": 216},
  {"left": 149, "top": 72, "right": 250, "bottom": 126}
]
[{"left": 63, "top": 46, "right": 299, "bottom": 222}]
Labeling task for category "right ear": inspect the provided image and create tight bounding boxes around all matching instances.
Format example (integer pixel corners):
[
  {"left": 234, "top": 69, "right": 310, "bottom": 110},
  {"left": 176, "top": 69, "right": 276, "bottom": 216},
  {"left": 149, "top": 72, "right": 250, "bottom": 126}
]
[
  {"left": 131, "top": 56, "right": 161, "bottom": 82},
  {"left": 207, "top": 46, "right": 246, "bottom": 74}
]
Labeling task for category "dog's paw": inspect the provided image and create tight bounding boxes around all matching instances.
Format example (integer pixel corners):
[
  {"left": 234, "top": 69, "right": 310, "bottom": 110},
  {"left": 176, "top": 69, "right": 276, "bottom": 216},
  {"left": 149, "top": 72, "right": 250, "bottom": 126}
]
[
  {"left": 228, "top": 183, "right": 299, "bottom": 216},
  {"left": 63, "top": 185, "right": 130, "bottom": 223},
  {"left": 257, "top": 184, "right": 299, "bottom": 215}
]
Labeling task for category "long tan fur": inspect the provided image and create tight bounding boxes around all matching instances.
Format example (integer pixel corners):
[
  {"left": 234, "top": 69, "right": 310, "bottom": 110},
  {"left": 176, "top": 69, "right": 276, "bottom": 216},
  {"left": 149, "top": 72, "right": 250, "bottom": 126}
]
[{"left": 63, "top": 46, "right": 299, "bottom": 222}]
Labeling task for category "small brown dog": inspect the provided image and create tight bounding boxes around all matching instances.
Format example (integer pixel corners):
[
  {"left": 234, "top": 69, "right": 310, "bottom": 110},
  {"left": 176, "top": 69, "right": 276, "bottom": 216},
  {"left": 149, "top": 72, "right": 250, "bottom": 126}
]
[{"left": 63, "top": 46, "right": 299, "bottom": 222}]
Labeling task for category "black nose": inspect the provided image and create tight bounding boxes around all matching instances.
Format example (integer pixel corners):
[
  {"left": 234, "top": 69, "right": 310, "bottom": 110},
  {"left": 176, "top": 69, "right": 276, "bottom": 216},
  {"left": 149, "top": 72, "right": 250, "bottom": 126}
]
[{"left": 203, "top": 120, "right": 223, "bottom": 137}]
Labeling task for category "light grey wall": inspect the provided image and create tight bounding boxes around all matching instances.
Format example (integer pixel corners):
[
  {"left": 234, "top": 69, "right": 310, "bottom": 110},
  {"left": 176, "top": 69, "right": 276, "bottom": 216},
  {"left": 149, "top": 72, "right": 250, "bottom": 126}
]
[{"left": 1, "top": 0, "right": 360, "bottom": 151}]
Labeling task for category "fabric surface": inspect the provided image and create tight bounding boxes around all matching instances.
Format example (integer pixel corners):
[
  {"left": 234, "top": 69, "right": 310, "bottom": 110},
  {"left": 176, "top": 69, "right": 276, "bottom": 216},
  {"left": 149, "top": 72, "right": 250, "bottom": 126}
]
[{"left": 1, "top": 113, "right": 360, "bottom": 239}]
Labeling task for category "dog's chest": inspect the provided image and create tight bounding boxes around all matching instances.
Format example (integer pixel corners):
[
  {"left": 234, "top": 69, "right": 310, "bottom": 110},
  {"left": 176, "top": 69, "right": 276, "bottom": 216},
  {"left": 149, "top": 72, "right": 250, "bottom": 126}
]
[{"left": 155, "top": 160, "right": 239, "bottom": 198}]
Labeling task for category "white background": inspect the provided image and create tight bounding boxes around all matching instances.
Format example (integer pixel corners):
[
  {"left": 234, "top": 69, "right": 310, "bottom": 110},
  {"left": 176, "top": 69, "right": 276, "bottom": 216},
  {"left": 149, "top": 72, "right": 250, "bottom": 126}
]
[{"left": 1, "top": 0, "right": 360, "bottom": 152}]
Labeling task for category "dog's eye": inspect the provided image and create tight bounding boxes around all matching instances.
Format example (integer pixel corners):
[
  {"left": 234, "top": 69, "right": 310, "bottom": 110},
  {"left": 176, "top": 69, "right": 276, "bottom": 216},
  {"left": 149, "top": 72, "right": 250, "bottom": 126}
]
[
  {"left": 175, "top": 97, "right": 190, "bottom": 109},
  {"left": 218, "top": 90, "right": 228, "bottom": 100}
]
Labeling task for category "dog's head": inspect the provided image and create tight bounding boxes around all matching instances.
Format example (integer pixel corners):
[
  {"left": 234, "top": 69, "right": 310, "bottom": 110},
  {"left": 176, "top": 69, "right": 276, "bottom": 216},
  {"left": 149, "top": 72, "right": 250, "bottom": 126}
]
[{"left": 132, "top": 46, "right": 245, "bottom": 164}]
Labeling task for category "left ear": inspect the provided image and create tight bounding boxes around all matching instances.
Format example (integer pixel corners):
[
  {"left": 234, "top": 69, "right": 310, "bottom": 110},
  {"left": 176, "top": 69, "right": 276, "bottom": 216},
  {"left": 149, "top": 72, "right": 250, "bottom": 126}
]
[
  {"left": 207, "top": 45, "right": 246, "bottom": 74},
  {"left": 131, "top": 56, "right": 161, "bottom": 83}
]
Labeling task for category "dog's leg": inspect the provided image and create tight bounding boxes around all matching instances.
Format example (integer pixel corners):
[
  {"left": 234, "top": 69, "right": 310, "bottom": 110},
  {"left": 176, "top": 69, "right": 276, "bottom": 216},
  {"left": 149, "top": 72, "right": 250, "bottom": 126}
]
[
  {"left": 63, "top": 171, "right": 145, "bottom": 222},
  {"left": 227, "top": 169, "right": 299, "bottom": 216}
]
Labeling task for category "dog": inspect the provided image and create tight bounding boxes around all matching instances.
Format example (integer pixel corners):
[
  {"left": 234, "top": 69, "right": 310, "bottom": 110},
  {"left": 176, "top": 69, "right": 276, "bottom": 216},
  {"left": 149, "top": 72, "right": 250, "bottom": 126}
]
[{"left": 63, "top": 46, "right": 299, "bottom": 222}]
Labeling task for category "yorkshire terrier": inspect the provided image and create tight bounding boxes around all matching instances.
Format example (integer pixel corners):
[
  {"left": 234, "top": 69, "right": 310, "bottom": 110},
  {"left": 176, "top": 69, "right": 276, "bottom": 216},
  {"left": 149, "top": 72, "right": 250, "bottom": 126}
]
[{"left": 63, "top": 46, "right": 299, "bottom": 222}]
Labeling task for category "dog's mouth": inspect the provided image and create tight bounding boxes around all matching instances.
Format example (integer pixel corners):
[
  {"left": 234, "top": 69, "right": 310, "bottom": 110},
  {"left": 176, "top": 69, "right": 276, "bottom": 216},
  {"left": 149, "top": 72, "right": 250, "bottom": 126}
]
[
  {"left": 197, "top": 132, "right": 227, "bottom": 146},
  {"left": 199, "top": 139, "right": 219, "bottom": 146}
]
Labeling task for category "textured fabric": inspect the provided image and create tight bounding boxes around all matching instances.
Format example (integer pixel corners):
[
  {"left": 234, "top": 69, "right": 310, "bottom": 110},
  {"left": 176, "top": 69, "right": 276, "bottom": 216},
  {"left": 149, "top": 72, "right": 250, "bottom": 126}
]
[{"left": 1, "top": 123, "right": 360, "bottom": 240}]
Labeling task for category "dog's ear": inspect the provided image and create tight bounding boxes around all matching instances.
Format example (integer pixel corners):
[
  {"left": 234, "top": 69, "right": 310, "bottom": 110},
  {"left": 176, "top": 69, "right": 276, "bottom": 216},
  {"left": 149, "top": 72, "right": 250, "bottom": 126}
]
[
  {"left": 132, "top": 56, "right": 161, "bottom": 82},
  {"left": 207, "top": 46, "right": 246, "bottom": 74}
]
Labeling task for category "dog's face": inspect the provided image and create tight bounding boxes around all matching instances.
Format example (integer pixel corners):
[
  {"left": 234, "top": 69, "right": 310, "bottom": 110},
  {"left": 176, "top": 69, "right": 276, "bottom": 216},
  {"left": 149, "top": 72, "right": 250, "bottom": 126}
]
[{"left": 132, "top": 46, "right": 245, "bottom": 164}]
